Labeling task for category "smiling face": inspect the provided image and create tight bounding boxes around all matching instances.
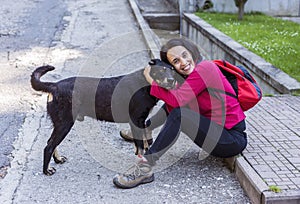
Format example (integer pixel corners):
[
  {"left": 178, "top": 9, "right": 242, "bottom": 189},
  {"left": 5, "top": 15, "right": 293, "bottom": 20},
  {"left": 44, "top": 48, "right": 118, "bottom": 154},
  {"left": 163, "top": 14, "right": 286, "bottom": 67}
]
[{"left": 166, "top": 46, "right": 195, "bottom": 76}]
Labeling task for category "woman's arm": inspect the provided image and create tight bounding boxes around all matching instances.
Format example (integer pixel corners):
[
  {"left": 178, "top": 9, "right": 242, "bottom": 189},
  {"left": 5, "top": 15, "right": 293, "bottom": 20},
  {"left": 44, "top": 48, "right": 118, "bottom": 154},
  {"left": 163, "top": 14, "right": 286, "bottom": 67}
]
[
  {"left": 143, "top": 65, "right": 154, "bottom": 85},
  {"left": 150, "top": 61, "right": 220, "bottom": 108}
]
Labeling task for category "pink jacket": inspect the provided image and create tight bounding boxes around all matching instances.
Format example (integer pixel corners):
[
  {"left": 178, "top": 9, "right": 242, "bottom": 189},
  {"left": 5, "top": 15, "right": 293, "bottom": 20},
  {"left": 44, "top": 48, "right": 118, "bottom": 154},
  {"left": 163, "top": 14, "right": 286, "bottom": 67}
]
[{"left": 150, "top": 60, "right": 246, "bottom": 129}]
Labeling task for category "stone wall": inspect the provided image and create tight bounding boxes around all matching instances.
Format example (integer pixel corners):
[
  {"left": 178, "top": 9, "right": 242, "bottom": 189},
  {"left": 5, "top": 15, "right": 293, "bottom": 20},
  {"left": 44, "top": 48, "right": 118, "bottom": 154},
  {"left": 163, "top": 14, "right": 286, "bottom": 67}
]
[
  {"left": 184, "top": 0, "right": 300, "bottom": 16},
  {"left": 166, "top": 0, "right": 179, "bottom": 10}
]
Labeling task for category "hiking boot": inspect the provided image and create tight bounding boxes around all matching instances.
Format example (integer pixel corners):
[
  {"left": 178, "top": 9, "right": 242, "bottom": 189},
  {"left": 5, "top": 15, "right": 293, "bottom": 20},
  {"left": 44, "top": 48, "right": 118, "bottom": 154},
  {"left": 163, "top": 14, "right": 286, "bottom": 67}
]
[
  {"left": 223, "top": 156, "right": 237, "bottom": 172},
  {"left": 113, "top": 161, "right": 154, "bottom": 189},
  {"left": 119, "top": 128, "right": 153, "bottom": 145}
]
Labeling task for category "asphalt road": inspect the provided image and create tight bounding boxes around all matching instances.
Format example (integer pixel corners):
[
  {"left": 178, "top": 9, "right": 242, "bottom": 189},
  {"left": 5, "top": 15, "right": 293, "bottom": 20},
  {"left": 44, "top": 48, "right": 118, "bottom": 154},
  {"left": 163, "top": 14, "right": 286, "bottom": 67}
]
[
  {"left": 0, "top": 0, "right": 251, "bottom": 203},
  {"left": 0, "top": 0, "right": 66, "bottom": 177}
]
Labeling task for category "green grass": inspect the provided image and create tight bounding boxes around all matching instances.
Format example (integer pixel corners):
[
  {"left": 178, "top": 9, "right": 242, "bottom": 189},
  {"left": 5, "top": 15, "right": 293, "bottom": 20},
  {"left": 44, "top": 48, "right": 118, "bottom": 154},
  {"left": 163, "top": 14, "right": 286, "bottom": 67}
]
[
  {"left": 195, "top": 12, "right": 300, "bottom": 82},
  {"left": 269, "top": 185, "right": 282, "bottom": 193}
]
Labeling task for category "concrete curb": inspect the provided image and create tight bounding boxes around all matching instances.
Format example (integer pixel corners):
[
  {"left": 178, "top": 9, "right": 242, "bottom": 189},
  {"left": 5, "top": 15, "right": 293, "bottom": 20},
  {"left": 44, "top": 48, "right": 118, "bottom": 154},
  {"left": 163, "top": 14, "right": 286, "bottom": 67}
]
[
  {"left": 262, "top": 190, "right": 300, "bottom": 203},
  {"left": 235, "top": 157, "right": 269, "bottom": 204},
  {"left": 128, "top": 0, "right": 161, "bottom": 59},
  {"left": 236, "top": 156, "right": 300, "bottom": 203}
]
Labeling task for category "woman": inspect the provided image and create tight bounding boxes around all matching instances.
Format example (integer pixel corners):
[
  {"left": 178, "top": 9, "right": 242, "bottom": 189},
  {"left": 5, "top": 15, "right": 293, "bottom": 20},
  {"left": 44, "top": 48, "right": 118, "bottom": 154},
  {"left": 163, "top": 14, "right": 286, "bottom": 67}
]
[{"left": 113, "top": 38, "right": 247, "bottom": 189}]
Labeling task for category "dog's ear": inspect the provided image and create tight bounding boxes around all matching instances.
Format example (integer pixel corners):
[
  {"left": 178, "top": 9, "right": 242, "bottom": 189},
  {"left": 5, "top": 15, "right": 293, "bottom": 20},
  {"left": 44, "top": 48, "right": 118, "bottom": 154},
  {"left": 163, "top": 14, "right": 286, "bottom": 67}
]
[
  {"left": 148, "top": 59, "right": 160, "bottom": 65},
  {"left": 149, "top": 59, "right": 174, "bottom": 69}
]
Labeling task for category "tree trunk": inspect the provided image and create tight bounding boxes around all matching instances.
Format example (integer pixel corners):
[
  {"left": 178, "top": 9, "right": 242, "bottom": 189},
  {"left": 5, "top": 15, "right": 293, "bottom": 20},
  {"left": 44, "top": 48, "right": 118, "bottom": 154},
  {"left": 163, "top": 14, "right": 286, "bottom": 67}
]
[
  {"left": 238, "top": 2, "right": 245, "bottom": 20},
  {"left": 235, "top": 0, "right": 247, "bottom": 21}
]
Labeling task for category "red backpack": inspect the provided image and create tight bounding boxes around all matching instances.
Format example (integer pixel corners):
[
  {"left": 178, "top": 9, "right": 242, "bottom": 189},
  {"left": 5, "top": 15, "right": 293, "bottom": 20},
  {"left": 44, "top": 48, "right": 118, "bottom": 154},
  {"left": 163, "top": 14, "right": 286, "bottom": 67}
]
[{"left": 212, "top": 60, "right": 262, "bottom": 111}]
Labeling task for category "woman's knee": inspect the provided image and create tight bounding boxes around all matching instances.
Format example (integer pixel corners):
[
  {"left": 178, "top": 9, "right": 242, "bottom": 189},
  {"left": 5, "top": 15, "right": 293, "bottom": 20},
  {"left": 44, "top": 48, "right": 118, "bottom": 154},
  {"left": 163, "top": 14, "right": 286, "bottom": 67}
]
[{"left": 168, "top": 107, "right": 182, "bottom": 119}]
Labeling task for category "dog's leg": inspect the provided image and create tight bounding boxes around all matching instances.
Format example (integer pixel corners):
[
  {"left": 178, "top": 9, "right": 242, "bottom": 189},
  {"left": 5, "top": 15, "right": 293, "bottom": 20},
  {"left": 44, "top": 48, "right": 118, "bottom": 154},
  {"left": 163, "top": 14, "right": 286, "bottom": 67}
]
[
  {"left": 129, "top": 123, "right": 146, "bottom": 156},
  {"left": 44, "top": 122, "right": 74, "bottom": 176},
  {"left": 53, "top": 148, "right": 67, "bottom": 164}
]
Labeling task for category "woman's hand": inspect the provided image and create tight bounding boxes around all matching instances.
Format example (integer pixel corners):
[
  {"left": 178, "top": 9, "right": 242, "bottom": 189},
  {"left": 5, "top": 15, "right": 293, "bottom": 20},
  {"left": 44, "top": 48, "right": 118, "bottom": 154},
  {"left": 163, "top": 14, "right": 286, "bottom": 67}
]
[{"left": 143, "top": 65, "right": 154, "bottom": 85}]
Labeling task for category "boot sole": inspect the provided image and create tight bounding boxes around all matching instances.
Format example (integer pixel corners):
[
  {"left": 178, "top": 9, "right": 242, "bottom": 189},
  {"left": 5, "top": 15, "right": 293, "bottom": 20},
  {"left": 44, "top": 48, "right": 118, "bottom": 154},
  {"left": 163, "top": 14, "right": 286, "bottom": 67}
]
[{"left": 113, "top": 174, "right": 154, "bottom": 189}]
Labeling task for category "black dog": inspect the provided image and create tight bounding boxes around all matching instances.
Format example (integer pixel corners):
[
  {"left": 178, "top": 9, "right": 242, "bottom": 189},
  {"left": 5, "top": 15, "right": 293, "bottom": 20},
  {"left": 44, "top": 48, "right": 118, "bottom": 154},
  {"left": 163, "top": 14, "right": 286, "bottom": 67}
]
[{"left": 30, "top": 59, "right": 176, "bottom": 175}]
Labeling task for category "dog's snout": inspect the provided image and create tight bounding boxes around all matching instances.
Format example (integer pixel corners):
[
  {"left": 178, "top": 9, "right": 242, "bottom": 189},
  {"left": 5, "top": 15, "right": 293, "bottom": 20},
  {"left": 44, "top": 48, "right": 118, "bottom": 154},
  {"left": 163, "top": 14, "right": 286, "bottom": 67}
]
[{"left": 167, "top": 78, "right": 175, "bottom": 83}]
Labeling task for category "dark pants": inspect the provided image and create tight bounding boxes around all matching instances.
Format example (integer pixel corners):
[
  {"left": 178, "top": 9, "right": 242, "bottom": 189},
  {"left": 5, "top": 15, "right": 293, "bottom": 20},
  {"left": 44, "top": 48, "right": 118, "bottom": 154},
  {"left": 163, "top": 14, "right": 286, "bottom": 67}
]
[{"left": 144, "top": 106, "right": 247, "bottom": 165}]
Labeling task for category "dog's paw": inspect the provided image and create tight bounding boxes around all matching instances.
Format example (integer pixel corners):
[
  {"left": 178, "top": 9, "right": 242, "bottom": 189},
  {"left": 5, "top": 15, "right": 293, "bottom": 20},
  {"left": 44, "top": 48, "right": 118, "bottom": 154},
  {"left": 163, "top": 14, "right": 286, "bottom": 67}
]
[
  {"left": 76, "top": 115, "right": 84, "bottom": 121},
  {"left": 44, "top": 167, "right": 56, "bottom": 176},
  {"left": 54, "top": 156, "right": 67, "bottom": 164}
]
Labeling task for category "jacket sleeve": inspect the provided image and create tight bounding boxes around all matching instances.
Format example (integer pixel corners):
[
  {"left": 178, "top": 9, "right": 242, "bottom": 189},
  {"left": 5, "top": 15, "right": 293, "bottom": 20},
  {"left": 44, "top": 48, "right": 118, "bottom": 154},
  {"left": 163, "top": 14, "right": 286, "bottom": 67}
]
[{"left": 150, "top": 61, "right": 222, "bottom": 108}]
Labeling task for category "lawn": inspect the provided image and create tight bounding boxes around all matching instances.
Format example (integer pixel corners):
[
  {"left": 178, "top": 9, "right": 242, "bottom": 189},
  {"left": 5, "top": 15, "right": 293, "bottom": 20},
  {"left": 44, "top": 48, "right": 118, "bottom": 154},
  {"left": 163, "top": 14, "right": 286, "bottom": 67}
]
[{"left": 195, "top": 12, "right": 300, "bottom": 82}]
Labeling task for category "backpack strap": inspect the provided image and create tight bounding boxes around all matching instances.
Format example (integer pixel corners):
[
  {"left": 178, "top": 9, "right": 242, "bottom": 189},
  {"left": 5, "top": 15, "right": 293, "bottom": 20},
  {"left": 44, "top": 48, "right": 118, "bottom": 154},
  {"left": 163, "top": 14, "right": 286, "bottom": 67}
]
[{"left": 207, "top": 87, "right": 237, "bottom": 99}]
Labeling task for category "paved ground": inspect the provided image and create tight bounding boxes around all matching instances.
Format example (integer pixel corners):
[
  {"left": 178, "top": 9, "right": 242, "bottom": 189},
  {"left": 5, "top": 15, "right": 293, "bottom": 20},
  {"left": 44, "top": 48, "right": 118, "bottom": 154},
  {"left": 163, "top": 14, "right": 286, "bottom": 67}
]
[
  {"left": 0, "top": 0, "right": 251, "bottom": 203},
  {"left": 0, "top": 0, "right": 299, "bottom": 203},
  {"left": 242, "top": 96, "right": 300, "bottom": 203}
]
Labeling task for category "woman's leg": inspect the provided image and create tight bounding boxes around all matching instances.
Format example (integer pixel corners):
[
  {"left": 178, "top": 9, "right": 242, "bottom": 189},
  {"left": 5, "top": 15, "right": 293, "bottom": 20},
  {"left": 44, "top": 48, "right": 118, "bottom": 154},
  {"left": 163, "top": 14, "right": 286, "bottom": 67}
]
[
  {"left": 113, "top": 107, "right": 247, "bottom": 188},
  {"left": 144, "top": 107, "right": 182, "bottom": 164},
  {"left": 113, "top": 107, "right": 179, "bottom": 188},
  {"left": 120, "top": 104, "right": 168, "bottom": 141},
  {"left": 180, "top": 108, "right": 247, "bottom": 158},
  {"left": 144, "top": 107, "right": 247, "bottom": 164},
  {"left": 145, "top": 104, "right": 168, "bottom": 130}
]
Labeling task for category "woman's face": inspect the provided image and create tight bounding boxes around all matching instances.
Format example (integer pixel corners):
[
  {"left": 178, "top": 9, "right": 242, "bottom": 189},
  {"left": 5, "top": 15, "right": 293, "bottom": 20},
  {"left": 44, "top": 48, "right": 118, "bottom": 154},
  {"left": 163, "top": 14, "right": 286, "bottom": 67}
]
[{"left": 166, "top": 46, "right": 195, "bottom": 76}]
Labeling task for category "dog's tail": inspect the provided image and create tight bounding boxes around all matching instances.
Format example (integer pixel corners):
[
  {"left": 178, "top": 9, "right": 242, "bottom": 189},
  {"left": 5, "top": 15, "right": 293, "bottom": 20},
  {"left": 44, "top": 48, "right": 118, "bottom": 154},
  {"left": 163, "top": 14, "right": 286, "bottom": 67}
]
[{"left": 31, "top": 65, "right": 56, "bottom": 93}]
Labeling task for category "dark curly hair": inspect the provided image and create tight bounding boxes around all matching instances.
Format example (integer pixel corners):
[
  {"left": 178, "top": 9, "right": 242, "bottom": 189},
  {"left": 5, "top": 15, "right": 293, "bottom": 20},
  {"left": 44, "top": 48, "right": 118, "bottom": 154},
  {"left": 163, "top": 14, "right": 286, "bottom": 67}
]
[{"left": 160, "top": 38, "right": 202, "bottom": 65}]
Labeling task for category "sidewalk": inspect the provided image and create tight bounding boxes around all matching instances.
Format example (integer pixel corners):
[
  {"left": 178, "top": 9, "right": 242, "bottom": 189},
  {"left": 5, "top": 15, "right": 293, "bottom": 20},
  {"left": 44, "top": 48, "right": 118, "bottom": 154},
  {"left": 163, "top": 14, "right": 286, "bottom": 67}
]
[{"left": 239, "top": 96, "right": 300, "bottom": 203}]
